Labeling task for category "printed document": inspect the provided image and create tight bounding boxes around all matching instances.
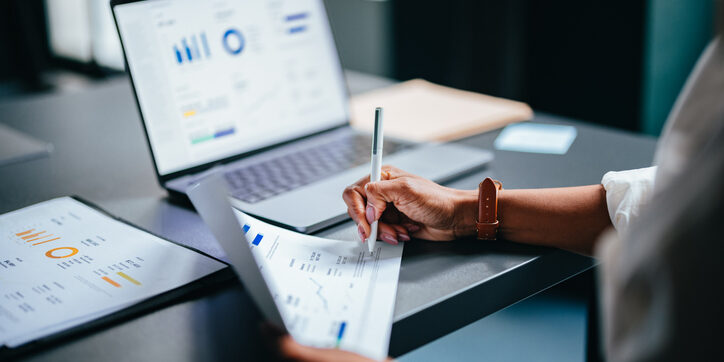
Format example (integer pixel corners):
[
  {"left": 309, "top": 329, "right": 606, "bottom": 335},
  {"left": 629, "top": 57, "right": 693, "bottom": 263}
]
[
  {"left": 0, "top": 197, "right": 226, "bottom": 347},
  {"left": 232, "top": 209, "right": 403, "bottom": 360}
]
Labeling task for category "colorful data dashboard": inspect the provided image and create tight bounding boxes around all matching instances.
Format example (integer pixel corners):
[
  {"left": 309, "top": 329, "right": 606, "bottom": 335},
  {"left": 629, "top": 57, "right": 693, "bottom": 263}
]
[
  {"left": 0, "top": 198, "right": 225, "bottom": 347},
  {"left": 114, "top": 0, "right": 348, "bottom": 175}
]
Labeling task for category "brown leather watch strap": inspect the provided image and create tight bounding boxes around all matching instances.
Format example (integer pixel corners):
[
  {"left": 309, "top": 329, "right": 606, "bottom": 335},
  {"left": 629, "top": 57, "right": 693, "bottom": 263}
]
[{"left": 476, "top": 178, "right": 503, "bottom": 240}]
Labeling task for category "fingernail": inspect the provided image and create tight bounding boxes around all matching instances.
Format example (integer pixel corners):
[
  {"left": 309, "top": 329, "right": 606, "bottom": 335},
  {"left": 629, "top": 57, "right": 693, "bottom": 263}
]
[
  {"left": 399, "top": 233, "right": 410, "bottom": 242},
  {"left": 381, "top": 233, "right": 398, "bottom": 245},
  {"left": 407, "top": 224, "right": 421, "bottom": 233},
  {"left": 366, "top": 205, "right": 375, "bottom": 224},
  {"left": 358, "top": 224, "right": 366, "bottom": 241}
]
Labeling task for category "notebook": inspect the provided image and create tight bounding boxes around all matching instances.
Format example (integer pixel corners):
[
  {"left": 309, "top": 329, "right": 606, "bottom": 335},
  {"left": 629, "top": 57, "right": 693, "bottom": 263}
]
[{"left": 350, "top": 79, "right": 533, "bottom": 142}]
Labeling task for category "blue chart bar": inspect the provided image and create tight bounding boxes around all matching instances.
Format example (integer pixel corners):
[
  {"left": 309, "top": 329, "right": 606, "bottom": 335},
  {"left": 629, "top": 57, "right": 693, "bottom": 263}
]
[
  {"left": 200, "top": 33, "right": 211, "bottom": 57},
  {"left": 182, "top": 39, "right": 192, "bottom": 61},
  {"left": 285, "top": 12, "right": 309, "bottom": 22},
  {"left": 173, "top": 46, "right": 183, "bottom": 64},
  {"left": 242, "top": 224, "right": 250, "bottom": 234},
  {"left": 288, "top": 26, "right": 307, "bottom": 34},
  {"left": 252, "top": 233, "right": 263, "bottom": 246},
  {"left": 335, "top": 321, "right": 346, "bottom": 348},
  {"left": 214, "top": 127, "right": 235, "bottom": 138},
  {"left": 191, "top": 35, "right": 201, "bottom": 59}
]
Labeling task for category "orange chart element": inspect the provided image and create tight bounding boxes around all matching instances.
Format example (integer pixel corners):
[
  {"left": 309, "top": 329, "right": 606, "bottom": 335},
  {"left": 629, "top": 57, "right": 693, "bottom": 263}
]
[
  {"left": 19, "top": 230, "right": 45, "bottom": 239},
  {"left": 33, "top": 237, "right": 60, "bottom": 246},
  {"left": 101, "top": 276, "right": 122, "bottom": 288},
  {"left": 16, "top": 229, "right": 34, "bottom": 236},
  {"left": 16, "top": 229, "right": 61, "bottom": 246},
  {"left": 45, "top": 247, "right": 78, "bottom": 259}
]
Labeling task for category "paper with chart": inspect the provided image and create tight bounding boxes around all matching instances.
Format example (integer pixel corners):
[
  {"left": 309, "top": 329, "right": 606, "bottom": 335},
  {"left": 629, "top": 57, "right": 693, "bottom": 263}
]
[
  {"left": 0, "top": 197, "right": 226, "bottom": 347},
  {"left": 232, "top": 209, "right": 403, "bottom": 360}
]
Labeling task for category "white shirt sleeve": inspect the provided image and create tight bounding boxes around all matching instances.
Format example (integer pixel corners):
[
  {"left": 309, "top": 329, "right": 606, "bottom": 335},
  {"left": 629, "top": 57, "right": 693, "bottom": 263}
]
[{"left": 600, "top": 166, "right": 657, "bottom": 235}]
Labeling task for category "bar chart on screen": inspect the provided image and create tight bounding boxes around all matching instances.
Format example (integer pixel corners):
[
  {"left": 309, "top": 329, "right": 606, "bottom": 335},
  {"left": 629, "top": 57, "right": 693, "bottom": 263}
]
[{"left": 172, "top": 32, "right": 211, "bottom": 64}]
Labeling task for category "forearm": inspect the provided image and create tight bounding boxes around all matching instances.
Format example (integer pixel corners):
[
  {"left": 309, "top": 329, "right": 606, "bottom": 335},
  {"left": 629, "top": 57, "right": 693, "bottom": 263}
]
[{"left": 455, "top": 185, "right": 611, "bottom": 255}]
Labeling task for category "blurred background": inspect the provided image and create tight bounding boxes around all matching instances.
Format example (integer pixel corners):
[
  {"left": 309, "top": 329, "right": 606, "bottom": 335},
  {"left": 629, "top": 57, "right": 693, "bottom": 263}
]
[{"left": 0, "top": 0, "right": 715, "bottom": 136}]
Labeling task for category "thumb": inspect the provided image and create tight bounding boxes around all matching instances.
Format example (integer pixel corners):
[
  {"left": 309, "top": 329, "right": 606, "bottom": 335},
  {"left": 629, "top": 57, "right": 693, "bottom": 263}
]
[{"left": 365, "top": 179, "right": 407, "bottom": 223}]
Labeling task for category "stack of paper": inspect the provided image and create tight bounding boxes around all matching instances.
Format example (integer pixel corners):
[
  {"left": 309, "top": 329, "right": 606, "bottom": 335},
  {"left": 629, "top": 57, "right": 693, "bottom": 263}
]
[{"left": 0, "top": 197, "right": 226, "bottom": 347}]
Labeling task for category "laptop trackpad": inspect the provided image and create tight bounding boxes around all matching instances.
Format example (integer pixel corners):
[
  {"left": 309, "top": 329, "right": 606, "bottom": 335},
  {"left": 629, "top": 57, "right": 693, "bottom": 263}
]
[{"left": 235, "top": 143, "right": 493, "bottom": 233}]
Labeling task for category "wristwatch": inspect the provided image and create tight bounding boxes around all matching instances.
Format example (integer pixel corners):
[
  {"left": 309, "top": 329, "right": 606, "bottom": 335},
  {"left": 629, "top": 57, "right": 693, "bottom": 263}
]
[{"left": 476, "top": 177, "right": 503, "bottom": 240}]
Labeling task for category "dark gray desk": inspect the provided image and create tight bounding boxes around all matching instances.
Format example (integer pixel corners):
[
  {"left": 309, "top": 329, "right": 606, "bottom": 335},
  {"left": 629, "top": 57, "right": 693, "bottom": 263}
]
[{"left": 0, "top": 71, "right": 657, "bottom": 361}]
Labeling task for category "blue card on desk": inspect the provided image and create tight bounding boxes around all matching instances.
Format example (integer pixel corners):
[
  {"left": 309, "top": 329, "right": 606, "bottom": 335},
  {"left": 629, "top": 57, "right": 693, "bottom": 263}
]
[{"left": 494, "top": 123, "right": 577, "bottom": 155}]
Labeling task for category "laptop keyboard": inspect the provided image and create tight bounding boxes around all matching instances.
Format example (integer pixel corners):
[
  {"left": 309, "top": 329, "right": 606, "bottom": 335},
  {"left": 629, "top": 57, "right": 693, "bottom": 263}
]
[{"left": 224, "top": 134, "right": 410, "bottom": 204}]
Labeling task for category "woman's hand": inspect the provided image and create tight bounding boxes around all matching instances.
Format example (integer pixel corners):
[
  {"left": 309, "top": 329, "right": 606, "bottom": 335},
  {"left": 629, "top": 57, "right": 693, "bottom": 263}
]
[
  {"left": 262, "top": 324, "right": 390, "bottom": 362},
  {"left": 342, "top": 165, "right": 478, "bottom": 243}
]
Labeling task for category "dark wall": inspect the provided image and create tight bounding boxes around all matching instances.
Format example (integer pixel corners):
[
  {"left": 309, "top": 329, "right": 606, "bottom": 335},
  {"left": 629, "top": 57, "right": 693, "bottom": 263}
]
[
  {"left": 393, "top": 0, "right": 528, "bottom": 100},
  {"left": 524, "top": 1, "right": 646, "bottom": 131},
  {"left": 393, "top": 0, "right": 647, "bottom": 132},
  {"left": 0, "top": 0, "right": 50, "bottom": 91}
]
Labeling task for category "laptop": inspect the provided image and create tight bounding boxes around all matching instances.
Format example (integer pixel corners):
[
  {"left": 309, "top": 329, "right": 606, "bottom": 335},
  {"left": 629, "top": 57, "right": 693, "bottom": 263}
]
[{"left": 111, "top": 0, "right": 493, "bottom": 233}]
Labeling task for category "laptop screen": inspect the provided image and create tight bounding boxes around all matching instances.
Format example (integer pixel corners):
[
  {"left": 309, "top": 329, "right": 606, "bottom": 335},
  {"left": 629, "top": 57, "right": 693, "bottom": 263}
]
[{"left": 114, "top": 0, "right": 348, "bottom": 176}]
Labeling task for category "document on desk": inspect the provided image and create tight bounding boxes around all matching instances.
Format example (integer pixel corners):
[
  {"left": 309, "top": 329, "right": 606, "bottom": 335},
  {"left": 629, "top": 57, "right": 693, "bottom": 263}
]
[
  {"left": 0, "top": 197, "right": 226, "bottom": 348},
  {"left": 230, "top": 209, "right": 403, "bottom": 360}
]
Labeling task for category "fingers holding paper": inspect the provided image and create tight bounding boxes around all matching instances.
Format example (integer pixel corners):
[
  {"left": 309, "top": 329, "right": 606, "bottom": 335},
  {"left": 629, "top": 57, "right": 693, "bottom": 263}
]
[{"left": 262, "top": 323, "right": 388, "bottom": 362}]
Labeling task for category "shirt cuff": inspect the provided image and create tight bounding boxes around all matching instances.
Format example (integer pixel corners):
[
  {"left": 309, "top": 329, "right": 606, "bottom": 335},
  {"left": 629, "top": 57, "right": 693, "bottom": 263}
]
[{"left": 601, "top": 166, "right": 657, "bottom": 235}]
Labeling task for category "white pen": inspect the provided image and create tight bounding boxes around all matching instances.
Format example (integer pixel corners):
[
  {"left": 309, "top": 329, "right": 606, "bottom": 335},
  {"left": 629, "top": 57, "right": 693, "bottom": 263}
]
[{"left": 366, "top": 107, "right": 384, "bottom": 255}]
